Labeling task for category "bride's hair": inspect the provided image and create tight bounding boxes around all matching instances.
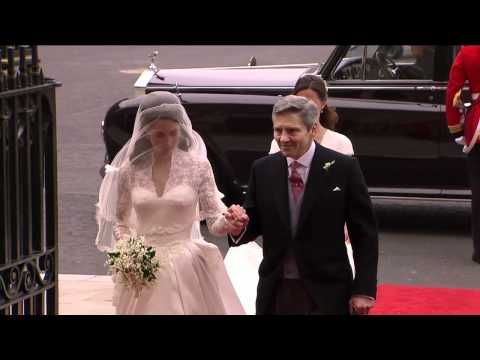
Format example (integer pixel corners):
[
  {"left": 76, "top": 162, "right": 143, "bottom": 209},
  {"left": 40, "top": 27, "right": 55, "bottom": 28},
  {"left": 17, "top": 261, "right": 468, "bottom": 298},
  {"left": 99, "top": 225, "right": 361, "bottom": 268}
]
[{"left": 129, "top": 104, "right": 194, "bottom": 165}]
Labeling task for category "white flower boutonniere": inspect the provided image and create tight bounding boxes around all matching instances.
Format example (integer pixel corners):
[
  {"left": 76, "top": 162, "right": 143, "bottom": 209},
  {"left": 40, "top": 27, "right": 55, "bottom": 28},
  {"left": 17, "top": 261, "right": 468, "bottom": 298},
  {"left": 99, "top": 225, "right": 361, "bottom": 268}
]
[{"left": 323, "top": 160, "right": 335, "bottom": 171}]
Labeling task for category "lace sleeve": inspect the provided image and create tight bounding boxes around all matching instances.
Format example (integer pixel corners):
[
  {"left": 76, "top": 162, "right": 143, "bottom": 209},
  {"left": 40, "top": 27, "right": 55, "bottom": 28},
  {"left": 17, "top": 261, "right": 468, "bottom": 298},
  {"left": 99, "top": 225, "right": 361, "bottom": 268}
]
[
  {"left": 197, "top": 159, "right": 229, "bottom": 236},
  {"left": 113, "top": 167, "right": 133, "bottom": 240}
]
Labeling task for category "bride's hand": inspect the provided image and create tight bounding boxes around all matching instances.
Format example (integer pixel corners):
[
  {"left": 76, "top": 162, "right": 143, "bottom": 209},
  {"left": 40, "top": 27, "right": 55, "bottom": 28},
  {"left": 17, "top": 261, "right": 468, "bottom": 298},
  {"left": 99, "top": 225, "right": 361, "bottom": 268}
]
[
  {"left": 224, "top": 205, "right": 249, "bottom": 236},
  {"left": 227, "top": 205, "right": 249, "bottom": 225}
]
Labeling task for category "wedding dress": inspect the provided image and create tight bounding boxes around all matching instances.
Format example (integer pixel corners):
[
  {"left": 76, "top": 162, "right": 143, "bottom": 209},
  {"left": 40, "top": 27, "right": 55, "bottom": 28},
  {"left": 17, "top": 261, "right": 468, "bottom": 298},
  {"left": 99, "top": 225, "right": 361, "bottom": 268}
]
[
  {"left": 112, "top": 150, "right": 245, "bottom": 315},
  {"left": 95, "top": 92, "right": 245, "bottom": 315}
]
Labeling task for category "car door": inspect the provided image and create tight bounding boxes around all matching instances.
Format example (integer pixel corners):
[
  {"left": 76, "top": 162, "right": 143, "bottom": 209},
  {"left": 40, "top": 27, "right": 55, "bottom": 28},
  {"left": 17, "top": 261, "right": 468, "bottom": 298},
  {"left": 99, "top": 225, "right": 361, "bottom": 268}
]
[{"left": 321, "top": 45, "right": 445, "bottom": 197}]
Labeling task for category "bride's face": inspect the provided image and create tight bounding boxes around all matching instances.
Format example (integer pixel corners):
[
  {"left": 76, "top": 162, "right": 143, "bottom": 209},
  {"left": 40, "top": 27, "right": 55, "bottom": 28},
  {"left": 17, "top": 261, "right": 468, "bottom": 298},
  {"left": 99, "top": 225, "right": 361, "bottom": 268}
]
[{"left": 149, "top": 118, "right": 181, "bottom": 156}]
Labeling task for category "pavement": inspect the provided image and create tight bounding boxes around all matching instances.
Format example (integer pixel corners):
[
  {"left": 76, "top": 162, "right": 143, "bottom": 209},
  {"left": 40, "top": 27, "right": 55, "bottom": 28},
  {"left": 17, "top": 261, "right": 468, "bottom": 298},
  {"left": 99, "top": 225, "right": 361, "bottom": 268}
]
[{"left": 59, "top": 274, "right": 115, "bottom": 315}]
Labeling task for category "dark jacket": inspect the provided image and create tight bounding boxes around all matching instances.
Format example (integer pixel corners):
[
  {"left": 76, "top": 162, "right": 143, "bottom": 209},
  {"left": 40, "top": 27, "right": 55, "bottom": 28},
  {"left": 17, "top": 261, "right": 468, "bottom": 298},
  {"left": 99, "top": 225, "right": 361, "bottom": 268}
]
[{"left": 229, "top": 143, "right": 379, "bottom": 314}]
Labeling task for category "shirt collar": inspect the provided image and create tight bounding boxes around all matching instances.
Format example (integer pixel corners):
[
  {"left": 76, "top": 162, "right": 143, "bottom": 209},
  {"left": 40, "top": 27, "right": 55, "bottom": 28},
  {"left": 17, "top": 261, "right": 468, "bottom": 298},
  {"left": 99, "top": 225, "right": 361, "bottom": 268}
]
[{"left": 286, "top": 141, "right": 316, "bottom": 168}]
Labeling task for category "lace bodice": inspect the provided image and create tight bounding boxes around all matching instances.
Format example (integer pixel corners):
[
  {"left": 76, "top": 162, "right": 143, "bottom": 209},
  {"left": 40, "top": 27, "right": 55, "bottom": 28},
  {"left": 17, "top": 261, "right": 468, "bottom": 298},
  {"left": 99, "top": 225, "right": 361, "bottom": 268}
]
[{"left": 114, "top": 150, "right": 228, "bottom": 244}]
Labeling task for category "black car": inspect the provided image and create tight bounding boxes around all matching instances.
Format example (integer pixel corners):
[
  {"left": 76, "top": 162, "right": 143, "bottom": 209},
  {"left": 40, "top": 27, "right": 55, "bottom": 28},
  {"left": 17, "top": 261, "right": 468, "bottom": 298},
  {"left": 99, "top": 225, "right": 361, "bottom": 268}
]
[{"left": 102, "top": 45, "right": 467, "bottom": 206}]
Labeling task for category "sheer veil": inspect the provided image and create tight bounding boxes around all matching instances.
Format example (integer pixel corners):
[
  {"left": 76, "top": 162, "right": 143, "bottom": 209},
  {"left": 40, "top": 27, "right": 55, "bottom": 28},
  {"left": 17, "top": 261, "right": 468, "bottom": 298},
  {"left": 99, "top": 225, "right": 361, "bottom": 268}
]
[{"left": 95, "top": 91, "right": 219, "bottom": 252}]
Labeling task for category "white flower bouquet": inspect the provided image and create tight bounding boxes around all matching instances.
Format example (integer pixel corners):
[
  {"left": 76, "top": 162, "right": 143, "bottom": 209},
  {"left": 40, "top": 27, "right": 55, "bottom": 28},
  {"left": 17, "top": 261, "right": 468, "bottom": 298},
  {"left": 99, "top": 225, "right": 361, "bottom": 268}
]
[{"left": 106, "top": 234, "right": 160, "bottom": 298}]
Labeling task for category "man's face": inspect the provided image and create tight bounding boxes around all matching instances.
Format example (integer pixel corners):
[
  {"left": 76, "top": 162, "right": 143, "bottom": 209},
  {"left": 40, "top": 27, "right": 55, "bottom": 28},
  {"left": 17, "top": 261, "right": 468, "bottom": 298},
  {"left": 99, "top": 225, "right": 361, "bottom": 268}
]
[{"left": 273, "top": 112, "right": 315, "bottom": 159}]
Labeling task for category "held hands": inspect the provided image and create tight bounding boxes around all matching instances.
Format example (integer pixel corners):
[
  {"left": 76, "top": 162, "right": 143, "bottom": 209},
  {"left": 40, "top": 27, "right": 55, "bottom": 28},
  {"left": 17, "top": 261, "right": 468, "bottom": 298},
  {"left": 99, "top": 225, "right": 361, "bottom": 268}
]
[
  {"left": 224, "top": 204, "right": 249, "bottom": 237},
  {"left": 349, "top": 296, "right": 375, "bottom": 315}
]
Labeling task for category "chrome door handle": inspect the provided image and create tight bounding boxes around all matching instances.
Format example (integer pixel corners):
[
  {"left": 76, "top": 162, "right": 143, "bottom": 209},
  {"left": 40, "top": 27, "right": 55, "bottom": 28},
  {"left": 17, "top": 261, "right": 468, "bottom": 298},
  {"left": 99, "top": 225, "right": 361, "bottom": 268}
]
[{"left": 415, "top": 86, "right": 446, "bottom": 91}]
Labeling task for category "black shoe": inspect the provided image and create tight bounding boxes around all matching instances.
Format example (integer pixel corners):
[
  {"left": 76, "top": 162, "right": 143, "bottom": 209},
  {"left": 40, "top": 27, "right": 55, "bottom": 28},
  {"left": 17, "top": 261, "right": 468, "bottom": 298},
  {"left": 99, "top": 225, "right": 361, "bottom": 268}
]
[{"left": 473, "top": 254, "right": 480, "bottom": 264}]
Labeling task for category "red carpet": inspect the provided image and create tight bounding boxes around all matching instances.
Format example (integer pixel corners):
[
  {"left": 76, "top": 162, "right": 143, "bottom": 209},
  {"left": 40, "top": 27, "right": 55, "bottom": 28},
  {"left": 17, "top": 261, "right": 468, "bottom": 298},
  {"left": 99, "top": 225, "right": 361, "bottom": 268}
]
[{"left": 370, "top": 284, "right": 480, "bottom": 315}]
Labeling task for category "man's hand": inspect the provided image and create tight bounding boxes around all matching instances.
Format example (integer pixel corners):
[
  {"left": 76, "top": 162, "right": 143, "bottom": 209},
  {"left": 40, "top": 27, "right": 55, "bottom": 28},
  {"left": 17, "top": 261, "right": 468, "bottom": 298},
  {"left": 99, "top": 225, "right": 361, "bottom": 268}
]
[
  {"left": 224, "top": 204, "right": 249, "bottom": 236},
  {"left": 349, "top": 296, "right": 375, "bottom": 315}
]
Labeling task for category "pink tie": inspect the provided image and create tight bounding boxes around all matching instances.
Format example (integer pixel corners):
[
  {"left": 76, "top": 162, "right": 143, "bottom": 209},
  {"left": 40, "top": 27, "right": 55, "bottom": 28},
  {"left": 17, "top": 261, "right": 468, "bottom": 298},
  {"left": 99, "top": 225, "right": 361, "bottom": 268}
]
[{"left": 289, "top": 161, "right": 304, "bottom": 203}]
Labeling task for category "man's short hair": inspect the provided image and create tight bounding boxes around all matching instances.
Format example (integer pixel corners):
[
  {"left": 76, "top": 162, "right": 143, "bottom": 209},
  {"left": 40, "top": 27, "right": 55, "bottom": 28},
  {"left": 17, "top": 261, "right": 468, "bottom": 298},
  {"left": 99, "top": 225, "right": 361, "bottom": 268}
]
[{"left": 272, "top": 95, "right": 318, "bottom": 130}]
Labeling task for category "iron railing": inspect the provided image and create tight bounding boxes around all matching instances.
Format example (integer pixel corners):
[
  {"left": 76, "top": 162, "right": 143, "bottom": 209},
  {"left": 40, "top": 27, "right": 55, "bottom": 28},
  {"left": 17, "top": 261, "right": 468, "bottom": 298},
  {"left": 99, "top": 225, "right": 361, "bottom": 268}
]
[{"left": 0, "top": 45, "right": 60, "bottom": 315}]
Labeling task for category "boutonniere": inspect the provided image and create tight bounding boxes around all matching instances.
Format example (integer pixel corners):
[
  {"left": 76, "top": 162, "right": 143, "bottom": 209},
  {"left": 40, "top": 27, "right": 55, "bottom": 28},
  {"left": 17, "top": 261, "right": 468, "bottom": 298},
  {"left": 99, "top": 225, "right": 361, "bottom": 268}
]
[{"left": 323, "top": 160, "right": 335, "bottom": 171}]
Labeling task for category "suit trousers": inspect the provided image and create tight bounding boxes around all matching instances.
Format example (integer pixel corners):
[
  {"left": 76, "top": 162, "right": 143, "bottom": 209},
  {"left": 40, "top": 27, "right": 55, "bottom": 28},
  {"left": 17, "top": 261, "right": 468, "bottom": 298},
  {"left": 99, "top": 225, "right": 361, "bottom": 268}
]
[
  {"left": 467, "top": 145, "right": 480, "bottom": 258},
  {"left": 272, "top": 278, "right": 320, "bottom": 315}
]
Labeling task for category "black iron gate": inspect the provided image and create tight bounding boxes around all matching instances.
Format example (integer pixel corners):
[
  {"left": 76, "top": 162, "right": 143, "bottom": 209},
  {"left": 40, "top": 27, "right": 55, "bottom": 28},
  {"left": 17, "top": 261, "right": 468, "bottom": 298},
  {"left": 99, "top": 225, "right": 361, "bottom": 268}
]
[{"left": 0, "top": 46, "right": 61, "bottom": 315}]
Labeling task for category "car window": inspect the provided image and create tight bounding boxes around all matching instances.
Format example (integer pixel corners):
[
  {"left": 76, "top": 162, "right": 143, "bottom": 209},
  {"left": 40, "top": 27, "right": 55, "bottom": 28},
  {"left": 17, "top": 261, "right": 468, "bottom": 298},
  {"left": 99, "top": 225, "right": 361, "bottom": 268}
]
[
  {"left": 332, "top": 45, "right": 436, "bottom": 81},
  {"left": 365, "top": 45, "right": 435, "bottom": 80},
  {"left": 332, "top": 45, "right": 365, "bottom": 80}
]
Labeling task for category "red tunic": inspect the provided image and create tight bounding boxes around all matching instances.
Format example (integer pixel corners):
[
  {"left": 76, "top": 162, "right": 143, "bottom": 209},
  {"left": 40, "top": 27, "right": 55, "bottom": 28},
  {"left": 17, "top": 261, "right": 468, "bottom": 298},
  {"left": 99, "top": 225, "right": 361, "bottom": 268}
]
[{"left": 446, "top": 46, "right": 480, "bottom": 151}]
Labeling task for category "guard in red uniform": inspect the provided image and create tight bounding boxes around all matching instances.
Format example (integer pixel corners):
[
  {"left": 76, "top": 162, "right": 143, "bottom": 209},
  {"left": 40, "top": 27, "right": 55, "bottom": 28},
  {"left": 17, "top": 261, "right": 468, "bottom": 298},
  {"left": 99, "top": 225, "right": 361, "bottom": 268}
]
[{"left": 446, "top": 45, "right": 480, "bottom": 264}]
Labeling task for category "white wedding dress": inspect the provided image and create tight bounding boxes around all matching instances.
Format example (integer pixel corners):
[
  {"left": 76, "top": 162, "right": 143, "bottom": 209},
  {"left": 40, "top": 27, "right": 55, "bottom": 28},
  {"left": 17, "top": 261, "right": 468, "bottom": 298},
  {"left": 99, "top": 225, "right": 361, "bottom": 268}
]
[
  {"left": 112, "top": 149, "right": 245, "bottom": 315},
  {"left": 224, "top": 133, "right": 355, "bottom": 315}
]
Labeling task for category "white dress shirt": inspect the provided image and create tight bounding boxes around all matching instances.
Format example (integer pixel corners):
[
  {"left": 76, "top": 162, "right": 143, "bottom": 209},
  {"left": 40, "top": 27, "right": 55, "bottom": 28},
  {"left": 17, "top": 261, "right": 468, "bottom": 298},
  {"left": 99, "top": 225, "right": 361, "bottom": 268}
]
[
  {"left": 230, "top": 141, "right": 316, "bottom": 245},
  {"left": 285, "top": 141, "right": 316, "bottom": 184}
]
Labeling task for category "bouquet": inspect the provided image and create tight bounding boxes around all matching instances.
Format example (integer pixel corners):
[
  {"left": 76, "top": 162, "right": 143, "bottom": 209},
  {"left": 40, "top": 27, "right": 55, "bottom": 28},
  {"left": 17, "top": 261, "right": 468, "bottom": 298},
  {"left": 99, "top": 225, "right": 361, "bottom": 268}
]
[{"left": 106, "top": 234, "right": 160, "bottom": 298}]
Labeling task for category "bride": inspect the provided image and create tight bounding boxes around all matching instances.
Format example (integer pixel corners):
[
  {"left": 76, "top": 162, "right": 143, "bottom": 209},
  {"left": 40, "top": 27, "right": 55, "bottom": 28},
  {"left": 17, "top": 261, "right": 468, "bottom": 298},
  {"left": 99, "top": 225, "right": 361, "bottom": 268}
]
[{"left": 95, "top": 91, "right": 247, "bottom": 315}]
